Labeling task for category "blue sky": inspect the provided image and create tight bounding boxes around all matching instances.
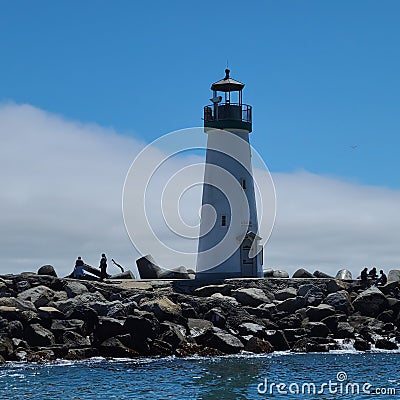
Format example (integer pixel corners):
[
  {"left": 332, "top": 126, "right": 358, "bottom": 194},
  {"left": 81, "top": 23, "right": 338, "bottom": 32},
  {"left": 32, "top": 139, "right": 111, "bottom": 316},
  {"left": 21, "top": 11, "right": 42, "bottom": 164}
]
[
  {"left": 1, "top": 0, "right": 399, "bottom": 188},
  {"left": 0, "top": 1, "right": 400, "bottom": 276}
]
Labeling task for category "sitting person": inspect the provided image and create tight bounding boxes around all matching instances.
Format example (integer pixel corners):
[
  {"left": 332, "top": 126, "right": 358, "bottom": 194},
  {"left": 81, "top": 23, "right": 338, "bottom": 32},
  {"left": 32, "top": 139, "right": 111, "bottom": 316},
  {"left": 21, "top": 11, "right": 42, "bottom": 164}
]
[
  {"left": 375, "top": 270, "right": 387, "bottom": 286},
  {"left": 368, "top": 267, "right": 378, "bottom": 281},
  {"left": 360, "top": 267, "right": 369, "bottom": 287},
  {"left": 73, "top": 256, "right": 85, "bottom": 279}
]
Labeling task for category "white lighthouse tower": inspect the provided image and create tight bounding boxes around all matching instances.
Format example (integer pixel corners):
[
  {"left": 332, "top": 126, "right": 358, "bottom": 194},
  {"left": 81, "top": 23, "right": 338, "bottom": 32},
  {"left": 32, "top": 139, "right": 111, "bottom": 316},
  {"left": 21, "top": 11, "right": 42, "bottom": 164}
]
[{"left": 196, "top": 69, "right": 263, "bottom": 281}]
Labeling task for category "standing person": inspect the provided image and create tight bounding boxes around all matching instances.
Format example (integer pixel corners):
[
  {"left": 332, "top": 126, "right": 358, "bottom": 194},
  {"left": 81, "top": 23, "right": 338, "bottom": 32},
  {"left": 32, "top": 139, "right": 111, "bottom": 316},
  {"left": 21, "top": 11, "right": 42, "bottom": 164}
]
[
  {"left": 99, "top": 253, "right": 107, "bottom": 281},
  {"left": 73, "top": 256, "right": 85, "bottom": 279},
  {"left": 360, "top": 267, "right": 369, "bottom": 288},
  {"left": 375, "top": 270, "right": 387, "bottom": 286}
]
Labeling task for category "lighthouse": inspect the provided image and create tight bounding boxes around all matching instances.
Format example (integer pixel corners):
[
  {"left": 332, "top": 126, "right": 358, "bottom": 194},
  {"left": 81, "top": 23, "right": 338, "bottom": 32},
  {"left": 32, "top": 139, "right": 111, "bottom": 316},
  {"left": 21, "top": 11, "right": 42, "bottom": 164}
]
[{"left": 196, "top": 69, "right": 263, "bottom": 280}]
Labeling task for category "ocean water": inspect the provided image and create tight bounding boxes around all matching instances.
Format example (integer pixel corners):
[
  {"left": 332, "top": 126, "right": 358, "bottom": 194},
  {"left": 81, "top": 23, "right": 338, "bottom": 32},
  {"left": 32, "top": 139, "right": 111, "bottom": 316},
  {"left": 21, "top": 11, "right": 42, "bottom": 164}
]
[{"left": 1, "top": 352, "right": 399, "bottom": 399}]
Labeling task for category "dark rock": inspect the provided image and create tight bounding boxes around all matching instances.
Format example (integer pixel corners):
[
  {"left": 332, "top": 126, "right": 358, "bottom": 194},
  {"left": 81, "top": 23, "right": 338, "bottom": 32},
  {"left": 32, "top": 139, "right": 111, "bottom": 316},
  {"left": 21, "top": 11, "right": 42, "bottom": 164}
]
[
  {"left": 150, "top": 339, "right": 174, "bottom": 356},
  {"left": 0, "top": 355, "right": 5, "bottom": 364},
  {"left": 277, "top": 315, "right": 302, "bottom": 330},
  {"left": 8, "top": 320, "right": 24, "bottom": 339},
  {"left": 263, "top": 269, "right": 274, "bottom": 278},
  {"left": 204, "top": 330, "right": 244, "bottom": 354},
  {"left": 160, "top": 322, "right": 186, "bottom": 348},
  {"left": 109, "top": 271, "right": 135, "bottom": 280},
  {"left": 37, "top": 265, "right": 57, "bottom": 277},
  {"left": 136, "top": 255, "right": 161, "bottom": 279},
  {"left": 324, "top": 290, "right": 353, "bottom": 315},
  {"left": 354, "top": 338, "right": 371, "bottom": 351},
  {"left": 283, "top": 328, "right": 305, "bottom": 344},
  {"left": 375, "top": 339, "right": 398, "bottom": 350},
  {"left": 232, "top": 288, "right": 272, "bottom": 307},
  {"left": 326, "top": 280, "right": 349, "bottom": 293},
  {"left": 51, "top": 319, "right": 86, "bottom": 337},
  {"left": 24, "top": 324, "right": 55, "bottom": 347},
  {"left": 292, "top": 337, "right": 329, "bottom": 352},
  {"left": 353, "top": 287, "right": 389, "bottom": 317},
  {"left": 181, "top": 303, "right": 198, "bottom": 319},
  {"left": 292, "top": 269, "right": 315, "bottom": 279},
  {"left": 18, "top": 286, "right": 54, "bottom": 308},
  {"left": 99, "top": 337, "right": 138, "bottom": 358},
  {"left": 188, "top": 318, "right": 213, "bottom": 341},
  {"left": 274, "top": 288, "right": 297, "bottom": 301},
  {"left": 335, "top": 322, "right": 355, "bottom": 339},
  {"left": 313, "top": 271, "right": 333, "bottom": 279},
  {"left": 244, "top": 336, "right": 273, "bottom": 353},
  {"left": 277, "top": 297, "right": 306, "bottom": 314},
  {"left": 96, "top": 317, "right": 125, "bottom": 342},
  {"left": 306, "top": 304, "right": 336, "bottom": 322},
  {"left": 194, "top": 284, "right": 232, "bottom": 297},
  {"left": 141, "top": 297, "right": 182, "bottom": 322},
  {"left": 303, "top": 322, "right": 329, "bottom": 338},
  {"left": 336, "top": 269, "right": 352, "bottom": 280},
  {"left": 321, "top": 315, "right": 338, "bottom": 333},
  {"left": 62, "top": 331, "right": 91, "bottom": 348},
  {"left": 264, "top": 330, "right": 290, "bottom": 351},
  {"left": 204, "top": 308, "right": 226, "bottom": 328},
  {"left": 27, "top": 349, "right": 55, "bottom": 362},
  {"left": 65, "top": 348, "right": 99, "bottom": 360},
  {"left": 16, "top": 280, "right": 30, "bottom": 293},
  {"left": 377, "top": 310, "right": 394, "bottom": 323},
  {"left": 124, "top": 315, "right": 159, "bottom": 340},
  {"left": 0, "top": 336, "right": 13, "bottom": 358}
]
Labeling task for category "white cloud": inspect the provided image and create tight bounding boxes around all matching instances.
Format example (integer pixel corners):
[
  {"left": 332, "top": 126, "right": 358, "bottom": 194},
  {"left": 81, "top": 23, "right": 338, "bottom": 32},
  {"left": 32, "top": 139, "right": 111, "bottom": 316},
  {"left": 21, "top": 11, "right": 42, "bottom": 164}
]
[{"left": 0, "top": 103, "right": 399, "bottom": 279}]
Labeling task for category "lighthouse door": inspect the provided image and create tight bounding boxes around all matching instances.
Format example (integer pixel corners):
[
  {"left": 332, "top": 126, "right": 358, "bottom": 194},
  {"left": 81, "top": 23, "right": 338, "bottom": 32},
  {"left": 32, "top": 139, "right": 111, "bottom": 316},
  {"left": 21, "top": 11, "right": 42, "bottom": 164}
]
[{"left": 240, "top": 238, "right": 256, "bottom": 277}]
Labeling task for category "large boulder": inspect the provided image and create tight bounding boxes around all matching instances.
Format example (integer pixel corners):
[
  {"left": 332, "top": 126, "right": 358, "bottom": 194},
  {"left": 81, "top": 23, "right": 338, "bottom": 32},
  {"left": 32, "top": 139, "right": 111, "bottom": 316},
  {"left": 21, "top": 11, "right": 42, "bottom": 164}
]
[
  {"left": 96, "top": 317, "right": 125, "bottom": 342},
  {"left": 141, "top": 297, "right": 182, "bottom": 322},
  {"left": 124, "top": 315, "right": 159, "bottom": 340},
  {"left": 136, "top": 255, "right": 161, "bottom": 279},
  {"left": 17, "top": 286, "right": 54, "bottom": 308},
  {"left": 388, "top": 270, "right": 400, "bottom": 282},
  {"left": 99, "top": 337, "right": 138, "bottom": 358},
  {"left": 188, "top": 318, "right": 213, "bottom": 340},
  {"left": 375, "top": 339, "right": 398, "bottom": 350},
  {"left": 64, "top": 281, "right": 88, "bottom": 298},
  {"left": 292, "top": 269, "right": 314, "bottom": 279},
  {"left": 276, "top": 297, "right": 306, "bottom": 314},
  {"left": 238, "top": 322, "right": 265, "bottom": 338},
  {"left": 37, "top": 306, "right": 64, "bottom": 320},
  {"left": 0, "top": 336, "right": 13, "bottom": 358},
  {"left": 335, "top": 322, "right": 355, "bottom": 339},
  {"left": 324, "top": 290, "right": 353, "bottom": 315},
  {"left": 244, "top": 336, "right": 273, "bottom": 354},
  {"left": 232, "top": 288, "right": 272, "bottom": 307},
  {"left": 24, "top": 324, "right": 55, "bottom": 347},
  {"left": 335, "top": 269, "right": 352, "bottom": 280},
  {"left": 62, "top": 331, "right": 91, "bottom": 348},
  {"left": 313, "top": 271, "right": 334, "bottom": 279},
  {"left": 353, "top": 287, "right": 389, "bottom": 317},
  {"left": 37, "top": 265, "right": 57, "bottom": 277},
  {"left": 302, "top": 322, "right": 329, "bottom": 338},
  {"left": 292, "top": 338, "right": 329, "bottom": 352},
  {"left": 306, "top": 304, "right": 336, "bottom": 322},
  {"left": 204, "top": 330, "right": 244, "bottom": 354},
  {"left": 264, "top": 330, "right": 290, "bottom": 351},
  {"left": 263, "top": 269, "right": 274, "bottom": 277}
]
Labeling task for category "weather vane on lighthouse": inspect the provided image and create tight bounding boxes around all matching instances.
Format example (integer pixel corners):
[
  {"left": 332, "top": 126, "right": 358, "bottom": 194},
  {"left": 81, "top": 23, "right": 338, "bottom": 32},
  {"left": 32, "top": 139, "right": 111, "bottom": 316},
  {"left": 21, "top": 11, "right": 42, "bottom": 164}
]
[{"left": 196, "top": 69, "right": 263, "bottom": 280}]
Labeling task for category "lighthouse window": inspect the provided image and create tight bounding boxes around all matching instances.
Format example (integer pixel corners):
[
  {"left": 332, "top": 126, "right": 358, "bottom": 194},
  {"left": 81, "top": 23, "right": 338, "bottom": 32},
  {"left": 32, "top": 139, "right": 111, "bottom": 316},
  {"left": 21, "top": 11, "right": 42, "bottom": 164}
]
[
  {"left": 241, "top": 179, "right": 247, "bottom": 190},
  {"left": 221, "top": 215, "right": 227, "bottom": 227}
]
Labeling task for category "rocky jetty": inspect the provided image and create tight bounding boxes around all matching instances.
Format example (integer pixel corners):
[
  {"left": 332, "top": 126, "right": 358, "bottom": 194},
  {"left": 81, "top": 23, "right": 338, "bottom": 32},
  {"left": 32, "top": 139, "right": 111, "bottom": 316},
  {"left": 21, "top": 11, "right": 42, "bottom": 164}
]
[{"left": 0, "top": 270, "right": 400, "bottom": 364}]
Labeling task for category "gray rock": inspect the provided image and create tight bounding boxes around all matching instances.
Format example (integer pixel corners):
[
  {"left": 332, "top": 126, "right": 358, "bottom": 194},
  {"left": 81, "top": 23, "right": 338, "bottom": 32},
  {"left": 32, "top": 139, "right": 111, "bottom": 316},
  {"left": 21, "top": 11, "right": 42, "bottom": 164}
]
[
  {"left": 210, "top": 293, "right": 239, "bottom": 306},
  {"left": 51, "top": 319, "right": 86, "bottom": 336},
  {"left": 204, "top": 308, "right": 226, "bottom": 328},
  {"left": 99, "top": 337, "right": 138, "bottom": 358},
  {"left": 292, "top": 269, "right": 315, "bottom": 279},
  {"left": 238, "top": 322, "right": 265, "bottom": 338},
  {"left": 388, "top": 270, "right": 400, "bottom": 282},
  {"left": 335, "top": 269, "right": 352, "bottom": 280},
  {"left": 160, "top": 322, "right": 186, "bottom": 348},
  {"left": 0, "top": 336, "right": 13, "bottom": 357},
  {"left": 292, "top": 337, "right": 329, "bottom": 352},
  {"left": 272, "top": 270, "right": 289, "bottom": 278},
  {"left": 276, "top": 297, "right": 306, "bottom": 314},
  {"left": 194, "top": 284, "right": 232, "bottom": 297},
  {"left": 124, "top": 315, "right": 158, "bottom": 340},
  {"left": 306, "top": 304, "right": 336, "bottom": 322},
  {"left": 277, "top": 315, "right": 302, "bottom": 330},
  {"left": 65, "top": 281, "right": 88, "bottom": 298},
  {"left": 188, "top": 318, "right": 213, "bottom": 339},
  {"left": 17, "top": 286, "right": 54, "bottom": 308},
  {"left": 353, "top": 287, "right": 389, "bottom": 317},
  {"left": 205, "top": 330, "right": 244, "bottom": 354},
  {"left": 274, "top": 288, "right": 297, "bottom": 301},
  {"left": 232, "top": 288, "right": 272, "bottom": 307},
  {"left": 37, "top": 265, "right": 57, "bottom": 277},
  {"left": 324, "top": 290, "right": 353, "bottom": 315},
  {"left": 96, "top": 317, "right": 125, "bottom": 342},
  {"left": 141, "top": 297, "right": 181, "bottom": 322},
  {"left": 62, "top": 331, "right": 91, "bottom": 348},
  {"left": 24, "top": 324, "right": 55, "bottom": 347},
  {"left": 297, "top": 284, "right": 323, "bottom": 298}
]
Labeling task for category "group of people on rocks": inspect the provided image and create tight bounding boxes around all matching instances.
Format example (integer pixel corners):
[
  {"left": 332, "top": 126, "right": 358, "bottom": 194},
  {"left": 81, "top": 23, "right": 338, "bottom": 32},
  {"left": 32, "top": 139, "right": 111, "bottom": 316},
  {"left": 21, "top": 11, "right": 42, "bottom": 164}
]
[
  {"left": 360, "top": 267, "right": 387, "bottom": 287},
  {"left": 73, "top": 253, "right": 108, "bottom": 281}
]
